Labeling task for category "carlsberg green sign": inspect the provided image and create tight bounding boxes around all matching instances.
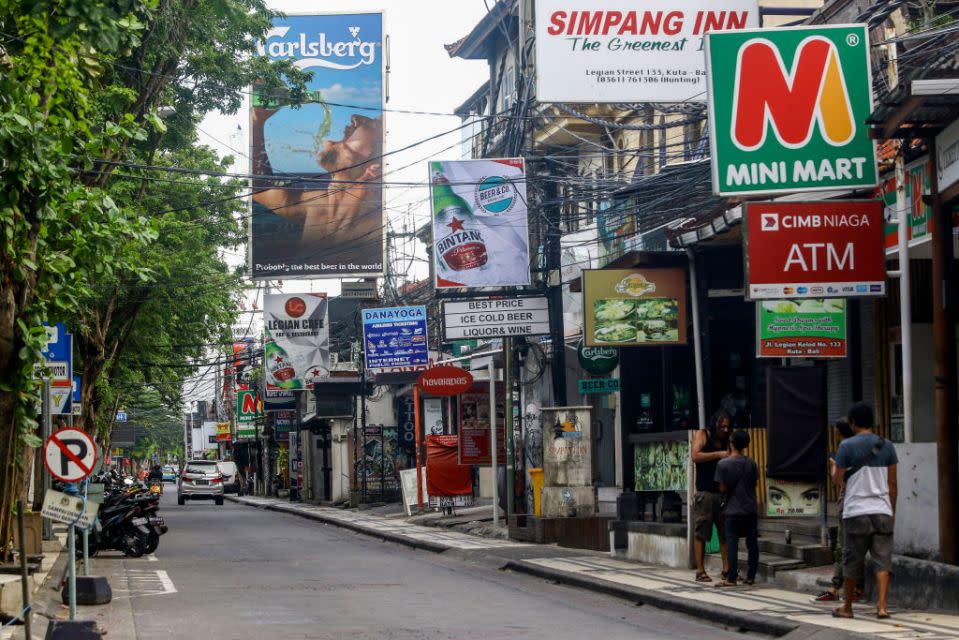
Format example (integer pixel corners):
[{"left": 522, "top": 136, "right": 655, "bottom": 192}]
[{"left": 706, "top": 25, "right": 878, "bottom": 196}]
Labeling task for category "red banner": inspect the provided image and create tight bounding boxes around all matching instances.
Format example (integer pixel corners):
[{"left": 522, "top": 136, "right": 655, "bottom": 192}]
[
  {"left": 744, "top": 201, "right": 885, "bottom": 299},
  {"left": 426, "top": 435, "right": 472, "bottom": 497}
]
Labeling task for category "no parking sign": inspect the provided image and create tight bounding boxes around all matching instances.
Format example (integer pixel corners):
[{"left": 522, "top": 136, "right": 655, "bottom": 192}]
[{"left": 43, "top": 428, "right": 97, "bottom": 483}]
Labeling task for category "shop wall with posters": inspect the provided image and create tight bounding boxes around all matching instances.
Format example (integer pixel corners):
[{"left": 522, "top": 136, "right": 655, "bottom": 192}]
[{"left": 251, "top": 13, "right": 384, "bottom": 278}]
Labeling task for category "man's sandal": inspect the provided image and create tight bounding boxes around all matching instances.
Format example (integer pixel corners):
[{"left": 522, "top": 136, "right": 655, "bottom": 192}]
[
  {"left": 832, "top": 608, "right": 854, "bottom": 619},
  {"left": 695, "top": 572, "right": 712, "bottom": 583},
  {"left": 715, "top": 579, "right": 738, "bottom": 588}
]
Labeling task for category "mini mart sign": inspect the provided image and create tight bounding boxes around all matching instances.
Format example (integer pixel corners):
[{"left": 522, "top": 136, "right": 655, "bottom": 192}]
[{"left": 706, "top": 24, "right": 878, "bottom": 196}]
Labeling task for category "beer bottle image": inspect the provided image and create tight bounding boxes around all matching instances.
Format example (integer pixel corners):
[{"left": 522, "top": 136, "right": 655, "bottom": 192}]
[
  {"left": 432, "top": 167, "right": 488, "bottom": 272},
  {"left": 264, "top": 327, "right": 302, "bottom": 390}
]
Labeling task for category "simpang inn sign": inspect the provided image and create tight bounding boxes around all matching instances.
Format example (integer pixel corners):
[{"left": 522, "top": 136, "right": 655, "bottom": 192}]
[
  {"left": 534, "top": 0, "right": 759, "bottom": 103},
  {"left": 706, "top": 25, "right": 879, "bottom": 196}
]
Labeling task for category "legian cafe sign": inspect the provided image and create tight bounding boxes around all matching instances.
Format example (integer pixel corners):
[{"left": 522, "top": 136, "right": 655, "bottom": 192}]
[{"left": 706, "top": 25, "right": 878, "bottom": 196}]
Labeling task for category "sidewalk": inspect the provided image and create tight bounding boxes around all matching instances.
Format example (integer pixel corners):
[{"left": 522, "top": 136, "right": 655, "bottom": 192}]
[
  {"left": 1, "top": 528, "right": 66, "bottom": 640},
  {"left": 231, "top": 496, "right": 959, "bottom": 640}
]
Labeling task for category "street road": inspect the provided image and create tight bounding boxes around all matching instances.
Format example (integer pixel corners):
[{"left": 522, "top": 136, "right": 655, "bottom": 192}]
[{"left": 81, "top": 492, "right": 755, "bottom": 639}]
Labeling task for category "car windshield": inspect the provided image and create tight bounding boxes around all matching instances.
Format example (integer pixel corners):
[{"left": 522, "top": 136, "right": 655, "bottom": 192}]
[{"left": 185, "top": 463, "right": 217, "bottom": 474}]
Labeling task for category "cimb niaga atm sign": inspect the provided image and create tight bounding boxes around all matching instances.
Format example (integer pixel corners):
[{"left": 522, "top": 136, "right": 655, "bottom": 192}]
[{"left": 744, "top": 201, "right": 885, "bottom": 300}]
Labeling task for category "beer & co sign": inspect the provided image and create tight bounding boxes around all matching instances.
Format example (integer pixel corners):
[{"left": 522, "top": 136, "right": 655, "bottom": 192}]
[
  {"left": 744, "top": 201, "right": 885, "bottom": 299},
  {"left": 706, "top": 25, "right": 878, "bottom": 196}
]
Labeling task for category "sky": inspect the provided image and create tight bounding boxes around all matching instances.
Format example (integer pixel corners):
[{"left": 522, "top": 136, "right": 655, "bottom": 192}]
[{"left": 185, "top": 0, "right": 491, "bottom": 404}]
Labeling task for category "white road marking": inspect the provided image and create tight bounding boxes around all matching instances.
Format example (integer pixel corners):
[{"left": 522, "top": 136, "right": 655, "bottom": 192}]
[
  {"left": 155, "top": 570, "right": 176, "bottom": 594},
  {"left": 146, "top": 554, "right": 158, "bottom": 562}
]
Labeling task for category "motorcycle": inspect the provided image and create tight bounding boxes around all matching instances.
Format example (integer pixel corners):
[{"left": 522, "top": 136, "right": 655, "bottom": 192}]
[{"left": 75, "top": 472, "right": 168, "bottom": 557}]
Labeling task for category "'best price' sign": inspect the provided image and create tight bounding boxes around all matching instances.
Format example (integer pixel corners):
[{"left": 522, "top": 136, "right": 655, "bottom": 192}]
[{"left": 744, "top": 201, "right": 885, "bottom": 300}]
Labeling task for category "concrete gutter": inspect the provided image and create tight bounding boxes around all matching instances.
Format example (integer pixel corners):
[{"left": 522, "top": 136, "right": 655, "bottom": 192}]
[
  {"left": 228, "top": 498, "right": 450, "bottom": 554},
  {"left": 502, "top": 558, "right": 800, "bottom": 638}
]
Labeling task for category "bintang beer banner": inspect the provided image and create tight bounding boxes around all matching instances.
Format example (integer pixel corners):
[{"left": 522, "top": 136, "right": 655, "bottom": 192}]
[
  {"left": 430, "top": 159, "right": 531, "bottom": 289},
  {"left": 263, "top": 293, "right": 330, "bottom": 392},
  {"left": 534, "top": 1, "right": 758, "bottom": 103},
  {"left": 706, "top": 25, "right": 878, "bottom": 196},
  {"left": 250, "top": 13, "right": 384, "bottom": 278}
]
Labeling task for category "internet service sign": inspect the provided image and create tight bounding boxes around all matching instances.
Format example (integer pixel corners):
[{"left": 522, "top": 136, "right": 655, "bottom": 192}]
[{"left": 706, "top": 25, "right": 878, "bottom": 196}]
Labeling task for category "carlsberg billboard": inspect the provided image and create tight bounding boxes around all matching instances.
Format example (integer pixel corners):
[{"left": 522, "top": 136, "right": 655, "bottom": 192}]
[
  {"left": 251, "top": 13, "right": 384, "bottom": 278},
  {"left": 706, "top": 25, "right": 878, "bottom": 196}
]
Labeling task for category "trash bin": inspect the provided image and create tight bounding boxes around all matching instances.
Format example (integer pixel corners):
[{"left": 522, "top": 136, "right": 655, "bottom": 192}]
[{"left": 528, "top": 468, "right": 544, "bottom": 517}]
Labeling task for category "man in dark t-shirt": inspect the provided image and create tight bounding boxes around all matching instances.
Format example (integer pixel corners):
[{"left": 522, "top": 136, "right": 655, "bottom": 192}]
[{"left": 715, "top": 429, "right": 759, "bottom": 586}]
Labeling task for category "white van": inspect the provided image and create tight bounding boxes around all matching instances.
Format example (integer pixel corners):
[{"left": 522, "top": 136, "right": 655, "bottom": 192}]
[{"left": 216, "top": 461, "right": 242, "bottom": 495}]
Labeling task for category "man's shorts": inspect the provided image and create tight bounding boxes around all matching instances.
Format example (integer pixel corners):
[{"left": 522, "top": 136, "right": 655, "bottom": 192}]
[
  {"left": 693, "top": 491, "right": 726, "bottom": 542},
  {"left": 843, "top": 513, "right": 894, "bottom": 580}
]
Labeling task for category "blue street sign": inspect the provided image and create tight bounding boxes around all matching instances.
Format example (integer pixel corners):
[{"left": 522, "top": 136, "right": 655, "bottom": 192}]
[
  {"left": 72, "top": 375, "right": 82, "bottom": 404},
  {"left": 115, "top": 411, "right": 127, "bottom": 423},
  {"left": 361, "top": 306, "right": 429, "bottom": 370},
  {"left": 40, "top": 323, "right": 73, "bottom": 415}
]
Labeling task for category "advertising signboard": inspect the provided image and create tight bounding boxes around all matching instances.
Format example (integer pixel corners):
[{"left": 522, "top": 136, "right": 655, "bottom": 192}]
[
  {"left": 706, "top": 25, "right": 878, "bottom": 196},
  {"left": 443, "top": 297, "right": 549, "bottom": 341},
  {"left": 273, "top": 411, "right": 296, "bottom": 435},
  {"left": 264, "top": 388, "right": 296, "bottom": 412},
  {"left": 416, "top": 366, "right": 473, "bottom": 397},
  {"left": 744, "top": 201, "right": 885, "bottom": 299},
  {"left": 757, "top": 299, "right": 847, "bottom": 358},
  {"left": 578, "top": 378, "right": 621, "bottom": 394},
  {"left": 215, "top": 422, "right": 232, "bottom": 442},
  {"left": 872, "top": 157, "right": 938, "bottom": 250},
  {"left": 264, "top": 293, "right": 330, "bottom": 391},
  {"left": 430, "top": 158, "right": 530, "bottom": 288},
  {"left": 576, "top": 340, "right": 619, "bottom": 374},
  {"left": 634, "top": 438, "right": 689, "bottom": 492},
  {"left": 458, "top": 390, "right": 506, "bottom": 466},
  {"left": 583, "top": 268, "right": 687, "bottom": 347},
  {"left": 766, "top": 479, "right": 821, "bottom": 517},
  {"left": 534, "top": 0, "right": 758, "bottom": 103},
  {"left": 361, "top": 306, "right": 428, "bottom": 370},
  {"left": 251, "top": 13, "right": 384, "bottom": 278},
  {"left": 236, "top": 390, "right": 262, "bottom": 439}
]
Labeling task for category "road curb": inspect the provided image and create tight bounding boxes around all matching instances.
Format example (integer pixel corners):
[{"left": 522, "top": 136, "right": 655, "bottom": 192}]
[
  {"left": 503, "top": 559, "right": 801, "bottom": 638},
  {"left": 226, "top": 497, "right": 449, "bottom": 554}
]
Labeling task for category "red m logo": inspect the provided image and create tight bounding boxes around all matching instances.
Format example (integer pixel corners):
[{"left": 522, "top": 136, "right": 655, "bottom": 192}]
[{"left": 731, "top": 36, "right": 855, "bottom": 151}]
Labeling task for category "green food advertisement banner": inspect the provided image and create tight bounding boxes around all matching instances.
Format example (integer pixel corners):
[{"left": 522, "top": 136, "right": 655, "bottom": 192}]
[
  {"left": 758, "top": 299, "right": 846, "bottom": 358},
  {"left": 583, "top": 268, "right": 687, "bottom": 347},
  {"left": 634, "top": 440, "right": 689, "bottom": 492}
]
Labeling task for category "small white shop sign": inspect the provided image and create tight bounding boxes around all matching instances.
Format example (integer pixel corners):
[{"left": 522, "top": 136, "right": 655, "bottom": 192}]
[
  {"left": 443, "top": 296, "right": 550, "bottom": 340},
  {"left": 936, "top": 118, "right": 959, "bottom": 192}
]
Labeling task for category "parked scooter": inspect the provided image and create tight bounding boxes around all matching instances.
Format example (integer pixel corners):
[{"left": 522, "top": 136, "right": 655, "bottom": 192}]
[{"left": 72, "top": 471, "right": 167, "bottom": 557}]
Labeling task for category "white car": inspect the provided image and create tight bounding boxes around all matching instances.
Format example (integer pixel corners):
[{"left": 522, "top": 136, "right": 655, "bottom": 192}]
[
  {"left": 216, "top": 461, "right": 242, "bottom": 495},
  {"left": 177, "top": 460, "right": 224, "bottom": 505}
]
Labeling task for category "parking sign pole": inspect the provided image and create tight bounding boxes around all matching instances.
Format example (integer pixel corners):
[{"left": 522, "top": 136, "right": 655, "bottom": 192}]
[
  {"left": 82, "top": 480, "right": 90, "bottom": 576},
  {"left": 67, "top": 522, "right": 76, "bottom": 619}
]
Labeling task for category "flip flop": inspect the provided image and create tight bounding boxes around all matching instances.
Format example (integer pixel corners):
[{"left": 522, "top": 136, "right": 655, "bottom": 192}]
[
  {"left": 715, "top": 579, "right": 738, "bottom": 588},
  {"left": 832, "top": 608, "right": 854, "bottom": 619},
  {"left": 695, "top": 572, "right": 712, "bottom": 583},
  {"left": 877, "top": 611, "right": 891, "bottom": 619}
]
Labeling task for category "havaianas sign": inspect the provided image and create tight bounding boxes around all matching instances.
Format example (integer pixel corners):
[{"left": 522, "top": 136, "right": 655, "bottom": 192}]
[{"left": 706, "top": 24, "right": 878, "bottom": 196}]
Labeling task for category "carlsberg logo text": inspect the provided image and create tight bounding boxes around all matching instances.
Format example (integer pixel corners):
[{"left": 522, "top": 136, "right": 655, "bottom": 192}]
[{"left": 258, "top": 26, "right": 377, "bottom": 67}]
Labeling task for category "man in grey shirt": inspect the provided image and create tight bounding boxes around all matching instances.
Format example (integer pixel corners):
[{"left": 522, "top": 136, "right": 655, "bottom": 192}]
[{"left": 832, "top": 402, "right": 898, "bottom": 620}]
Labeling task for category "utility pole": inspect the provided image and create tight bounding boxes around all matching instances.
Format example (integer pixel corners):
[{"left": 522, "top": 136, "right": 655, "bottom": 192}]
[
  {"left": 928, "top": 137, "right": 958, "bottom": 564},
  {"left": 543, "top": 168, "right": 567, "bottom": 406}
]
